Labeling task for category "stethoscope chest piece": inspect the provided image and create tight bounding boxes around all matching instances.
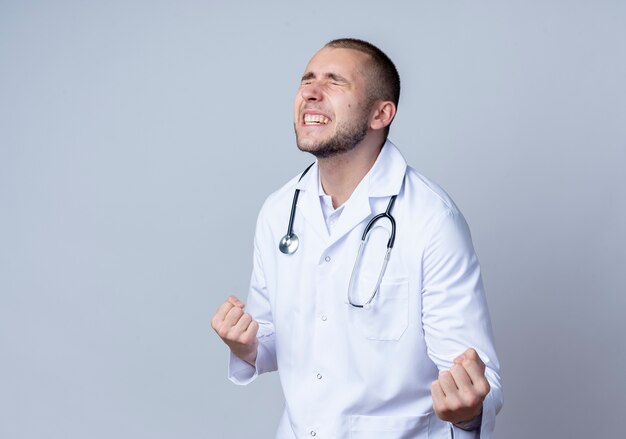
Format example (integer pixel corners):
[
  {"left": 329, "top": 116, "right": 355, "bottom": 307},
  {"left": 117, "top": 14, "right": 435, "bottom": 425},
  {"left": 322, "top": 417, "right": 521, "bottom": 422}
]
[
  {"left": 279, "top": 161, "right": 404, "bottom": 308},
  {"left": 278, "top": 163, "right": 315, "bottom": 256},
  {"left": 279, "top": 233, "right": 299, "bottom": 255}
]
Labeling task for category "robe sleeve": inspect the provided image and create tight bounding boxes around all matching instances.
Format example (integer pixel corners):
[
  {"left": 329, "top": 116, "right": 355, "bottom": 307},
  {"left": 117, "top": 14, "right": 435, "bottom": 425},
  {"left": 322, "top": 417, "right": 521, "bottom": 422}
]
[
  {"left": 421, "top": 208, "right": 503, "bottom": 438},
  {"left": 228, "top": 208, "right": 277, "bottom": 385}
]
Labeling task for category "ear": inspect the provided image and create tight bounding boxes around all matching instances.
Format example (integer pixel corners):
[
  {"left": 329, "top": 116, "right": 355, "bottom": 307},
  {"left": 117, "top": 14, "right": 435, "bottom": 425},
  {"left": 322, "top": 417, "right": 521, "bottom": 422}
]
[{"left": 369, "top": 101, "right": 397, "bottom": 131}]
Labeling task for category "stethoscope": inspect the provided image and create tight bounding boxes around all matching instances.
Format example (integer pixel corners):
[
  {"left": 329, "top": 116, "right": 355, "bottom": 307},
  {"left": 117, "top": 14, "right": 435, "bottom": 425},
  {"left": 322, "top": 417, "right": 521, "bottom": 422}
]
[
  {"left": 279, "top": 164, "right": 398, "bottom": 308},
  {"left": 278, "top": 163, "right": 315, "bottom": 255}
]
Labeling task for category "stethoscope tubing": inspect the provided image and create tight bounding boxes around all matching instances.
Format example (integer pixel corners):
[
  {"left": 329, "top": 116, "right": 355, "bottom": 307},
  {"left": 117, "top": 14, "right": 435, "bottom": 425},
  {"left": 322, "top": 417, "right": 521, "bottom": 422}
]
[
  {"left": 279, "top": 163, "right": 314, "bottom": 255},
  {"left": 279, "top": 163, "right": 400, "bottom": 308},
  {"left": 361, "top": 195, "right": 397, "bottom": 250}
]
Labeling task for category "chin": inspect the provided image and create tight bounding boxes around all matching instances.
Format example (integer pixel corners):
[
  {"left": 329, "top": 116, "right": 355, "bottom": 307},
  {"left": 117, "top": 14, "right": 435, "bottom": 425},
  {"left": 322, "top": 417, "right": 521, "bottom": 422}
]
[
  {"left": 296, "top": 135, "right": 324, "bottom": 151},
  {"left": 296, "top": 142, "right": 318, "bottom": 154}
]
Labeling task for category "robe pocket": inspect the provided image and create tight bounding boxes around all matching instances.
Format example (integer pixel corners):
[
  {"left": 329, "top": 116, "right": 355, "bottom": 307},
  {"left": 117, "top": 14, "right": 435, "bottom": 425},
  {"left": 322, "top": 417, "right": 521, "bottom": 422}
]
[
  {"left": 355, "top": 276, "right": 409, "bottom": 341},
  {"left": 349, "top": 413, "right": 430, "bottom": 439}
]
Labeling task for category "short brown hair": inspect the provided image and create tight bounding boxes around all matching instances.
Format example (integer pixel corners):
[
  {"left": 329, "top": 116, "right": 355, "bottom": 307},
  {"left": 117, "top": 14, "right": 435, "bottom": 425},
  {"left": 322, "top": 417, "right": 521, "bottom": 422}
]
[{"left": 325, "top": 38, "right": 400, "bottom": 106}]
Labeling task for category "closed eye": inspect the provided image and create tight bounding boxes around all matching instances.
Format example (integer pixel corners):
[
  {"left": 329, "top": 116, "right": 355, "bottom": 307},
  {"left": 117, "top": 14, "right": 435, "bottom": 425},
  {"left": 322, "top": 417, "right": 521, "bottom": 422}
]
[
  {"left": 300, "top": 72, "right": 349, "bottom": 87},
  {"left": 326, "top": 73, "right": 349, "bottom": 85}
]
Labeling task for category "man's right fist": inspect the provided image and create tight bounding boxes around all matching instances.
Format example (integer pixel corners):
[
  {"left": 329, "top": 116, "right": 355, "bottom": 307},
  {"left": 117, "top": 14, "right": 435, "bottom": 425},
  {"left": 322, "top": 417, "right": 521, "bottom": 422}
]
[{"left": 211, "top": 296, "right": 259, "bottom": 365}]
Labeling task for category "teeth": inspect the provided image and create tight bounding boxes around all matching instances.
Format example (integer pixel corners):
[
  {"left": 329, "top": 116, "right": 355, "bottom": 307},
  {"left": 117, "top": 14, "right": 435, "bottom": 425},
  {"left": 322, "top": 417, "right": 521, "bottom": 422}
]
[{"left": 304, "top": 114, "right": 330, "bottom": 125}]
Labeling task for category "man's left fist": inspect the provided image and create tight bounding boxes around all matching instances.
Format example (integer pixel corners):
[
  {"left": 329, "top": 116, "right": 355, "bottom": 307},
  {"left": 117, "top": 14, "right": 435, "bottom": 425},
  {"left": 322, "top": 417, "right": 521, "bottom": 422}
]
[{"left": 431, "top": 347, "right": 491, "bottom": 424}]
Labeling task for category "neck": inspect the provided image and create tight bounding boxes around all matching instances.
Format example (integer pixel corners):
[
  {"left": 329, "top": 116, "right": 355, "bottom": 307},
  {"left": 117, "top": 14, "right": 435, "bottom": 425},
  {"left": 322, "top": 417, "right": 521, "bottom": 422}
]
[{"left": 318, "top": 137, "right": 385, "bottom": 208}]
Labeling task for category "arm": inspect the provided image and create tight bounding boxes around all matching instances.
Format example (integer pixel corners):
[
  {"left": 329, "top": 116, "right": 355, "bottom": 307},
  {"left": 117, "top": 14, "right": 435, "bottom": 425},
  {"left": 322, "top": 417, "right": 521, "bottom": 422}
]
[
  {"left": 212, "top": 210, "right": 278, "bottom": 385},
  {"left": 421, "top": 209, "right": 503, "bottom": 438}
]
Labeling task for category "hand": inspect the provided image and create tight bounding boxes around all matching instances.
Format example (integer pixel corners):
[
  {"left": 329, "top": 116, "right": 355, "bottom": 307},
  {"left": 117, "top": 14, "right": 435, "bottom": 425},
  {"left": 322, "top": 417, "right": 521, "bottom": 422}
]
[
  {"left": 211, "top": 296, "right": 259, "bottom": 365},
  {"left": 431, "top": 348, "right": 491, "bottom": 425}
]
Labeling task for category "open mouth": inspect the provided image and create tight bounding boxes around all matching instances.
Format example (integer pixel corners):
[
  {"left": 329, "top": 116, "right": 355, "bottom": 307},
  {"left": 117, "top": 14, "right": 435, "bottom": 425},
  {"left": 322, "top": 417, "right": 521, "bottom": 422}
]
[{"left": 303, "top": 114, "right": 330, "bottom": 125}]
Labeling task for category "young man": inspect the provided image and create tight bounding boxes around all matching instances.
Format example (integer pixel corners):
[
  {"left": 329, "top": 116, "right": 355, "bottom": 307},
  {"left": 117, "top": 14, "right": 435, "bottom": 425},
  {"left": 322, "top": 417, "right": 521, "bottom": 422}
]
[{"left": 212, "top": 38, "right": 502, "bottom": 438}]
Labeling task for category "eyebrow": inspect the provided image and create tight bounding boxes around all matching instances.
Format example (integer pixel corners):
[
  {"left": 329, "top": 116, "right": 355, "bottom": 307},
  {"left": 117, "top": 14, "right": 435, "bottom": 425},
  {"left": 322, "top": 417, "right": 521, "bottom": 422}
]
[{"left": 301, "top": 71, "right": 350, "bottom": 84}]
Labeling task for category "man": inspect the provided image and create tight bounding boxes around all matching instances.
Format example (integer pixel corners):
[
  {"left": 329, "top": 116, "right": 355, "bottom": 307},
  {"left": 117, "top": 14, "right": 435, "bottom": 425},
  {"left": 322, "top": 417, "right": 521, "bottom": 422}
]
[{"left": 212, "top": 38, "right": 502, "bottom": 438}]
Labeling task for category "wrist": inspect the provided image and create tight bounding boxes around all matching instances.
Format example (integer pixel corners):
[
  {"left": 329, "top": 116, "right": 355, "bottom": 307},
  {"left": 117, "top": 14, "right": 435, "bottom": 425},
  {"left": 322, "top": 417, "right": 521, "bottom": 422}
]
[
  {"left": 241, "top": 350, "right": 257, "bottom": 366},
  {"left": 232, "top": 339, "right": 258, "bottom": 366},
  {"left": 453, "top": 408, "right": 482, "bottom": 431}
]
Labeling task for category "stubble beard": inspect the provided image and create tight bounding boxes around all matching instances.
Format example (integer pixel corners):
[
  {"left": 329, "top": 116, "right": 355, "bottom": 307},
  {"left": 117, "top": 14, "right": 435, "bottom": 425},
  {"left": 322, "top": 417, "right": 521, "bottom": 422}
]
[{"left": 295, "top": 110, "right": 370, "bottom": 159}]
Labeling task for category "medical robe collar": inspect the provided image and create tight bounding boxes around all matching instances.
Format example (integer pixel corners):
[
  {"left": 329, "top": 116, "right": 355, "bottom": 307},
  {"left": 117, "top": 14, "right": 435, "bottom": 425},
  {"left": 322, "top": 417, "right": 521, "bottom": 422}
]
[
  {"left": 294, "top": 140, "right": 407, "bottom": 195},
  {"left": 292, "top": 140, "right": 408, "bottom": 246}
]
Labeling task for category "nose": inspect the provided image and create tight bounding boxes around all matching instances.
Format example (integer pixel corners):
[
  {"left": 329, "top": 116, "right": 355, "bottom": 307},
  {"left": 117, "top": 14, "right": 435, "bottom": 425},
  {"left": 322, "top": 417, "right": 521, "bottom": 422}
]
[{"left": 301, "top": 82, "right": 322, "bottom": 102}]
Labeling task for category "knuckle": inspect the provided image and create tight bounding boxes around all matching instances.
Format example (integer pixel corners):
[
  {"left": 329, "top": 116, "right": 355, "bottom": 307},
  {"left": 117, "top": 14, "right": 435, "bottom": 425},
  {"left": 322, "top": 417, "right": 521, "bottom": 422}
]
[
  {"left": 217, "top": 325, "right": 230, "bottom": 339},
  {"left": 440, "top": 372, "right": 454, "bottom": 386},
  {"left": 463, "top": 349, "right": 480, "bottom": 365},
  {"left": 240, "top": 333, "right": 254, "bottom": 346},
  {"left": 226, "top": 307, "right": 242, "bottom": 321},
  {"left": 435, "top": 399, "right": 448, "bottom": 413},
  {"left": 461, "top": 392, "right": 480, "bottom": 407},
  {"left": 450, "top": 364, "right": 464, "bottom": 376},
  {"left": 445, "top": 400, "right": 460, "bottom": 413},
  {"left": 478, "top": 379, "right": 491, "bottom": 396},
  {"left": 461, "top": 356, "right": 475, "bottom": 367}
]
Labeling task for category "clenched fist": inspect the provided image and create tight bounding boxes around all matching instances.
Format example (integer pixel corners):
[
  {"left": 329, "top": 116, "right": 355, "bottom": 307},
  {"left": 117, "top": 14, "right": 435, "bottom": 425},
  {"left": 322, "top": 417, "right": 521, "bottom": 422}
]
[
  {"left": 431, "top": 348, "right": 491, "bottom": 425},
  {"left": 211, "top": 296, "right": 259, "bottom": 365}
]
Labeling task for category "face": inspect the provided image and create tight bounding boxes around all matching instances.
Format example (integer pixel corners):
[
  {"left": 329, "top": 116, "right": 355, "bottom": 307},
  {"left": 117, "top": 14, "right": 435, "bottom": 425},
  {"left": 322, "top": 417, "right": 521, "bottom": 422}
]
[{"left": 294, "top": 47, "right": 374, "bottom": 159}]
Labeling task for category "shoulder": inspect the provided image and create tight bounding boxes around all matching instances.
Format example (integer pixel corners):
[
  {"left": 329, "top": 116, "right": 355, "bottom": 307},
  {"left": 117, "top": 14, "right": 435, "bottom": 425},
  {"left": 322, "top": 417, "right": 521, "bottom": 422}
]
[
  {"left": 403, "top": 166, "right": 462, "bottom": 219},
  {"left": 400, "top": 167, "right": 476, "bottom": 254},
  {"left": 259, "top": 173, "right": 302, "bottom": 216}
]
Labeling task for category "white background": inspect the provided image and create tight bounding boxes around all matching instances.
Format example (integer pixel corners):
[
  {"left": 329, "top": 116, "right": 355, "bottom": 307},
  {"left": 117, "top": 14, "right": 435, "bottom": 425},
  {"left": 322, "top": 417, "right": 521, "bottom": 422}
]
[{"left": 1, "top": 1, "right": 625, "bottom": 437}]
